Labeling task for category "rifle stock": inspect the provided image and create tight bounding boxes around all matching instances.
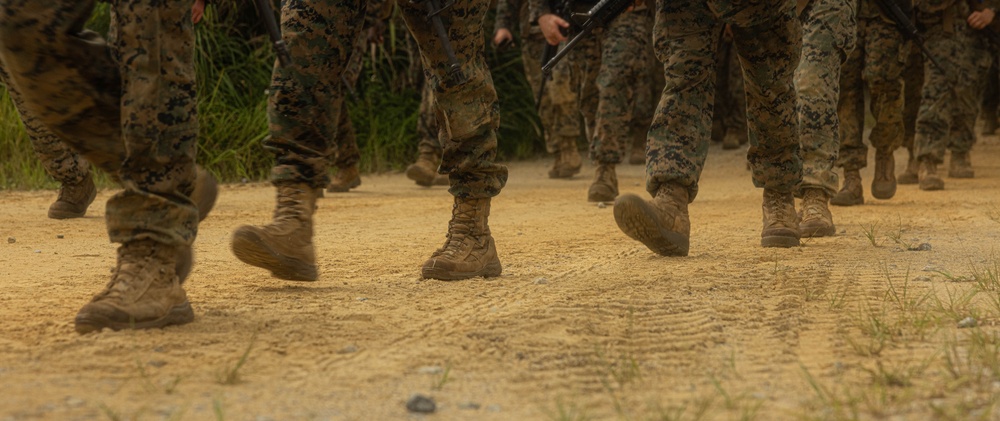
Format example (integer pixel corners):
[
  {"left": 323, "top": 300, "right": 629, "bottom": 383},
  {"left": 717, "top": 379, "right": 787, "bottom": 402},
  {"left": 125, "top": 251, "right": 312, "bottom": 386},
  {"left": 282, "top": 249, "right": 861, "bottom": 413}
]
[{"left": 255, "top": 0, "right": 291, "bottom": 67}]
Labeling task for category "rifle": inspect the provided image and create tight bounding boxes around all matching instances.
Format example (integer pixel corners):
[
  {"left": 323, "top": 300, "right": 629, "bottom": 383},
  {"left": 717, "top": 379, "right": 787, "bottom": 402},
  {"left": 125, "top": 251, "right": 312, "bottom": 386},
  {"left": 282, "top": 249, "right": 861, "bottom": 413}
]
[
  {"left": 534, "top": 0, "right": 571, "bottom": 110},
  {"left": 255, "top": 0, "right": 292, "bottom": 67},
  {"left": 410, "top": 0, "right": 466, "bottom": 84},
  {"left": 966, "top": 0, "right": 1000, "bottom": 46},
  {"left": 873, "top": 0, "right": 948, "bottom": 75},
  {"left": 540, "top": 0, "right": 635, "bottom": 75}
]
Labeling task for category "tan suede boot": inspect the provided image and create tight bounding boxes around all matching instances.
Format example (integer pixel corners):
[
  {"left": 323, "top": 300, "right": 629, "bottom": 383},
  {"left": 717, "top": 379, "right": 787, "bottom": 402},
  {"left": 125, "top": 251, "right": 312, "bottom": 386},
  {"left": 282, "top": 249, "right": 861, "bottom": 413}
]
[
  {"left": 613, "top": 183, "right": 691, "bottom": 256},
  {"left": 948, "top": 151, "right": 974, "bottom": 178},
  {"left": 587, "top": 164, "right": 618, "bottom": 202},
  {"left": 761, "top": 188, "right": 801, "bottom": 248},
  {"left": 898, "top": 150, "right": 919, "bottom": 185},
  {"left": 830, "top": 169, "right": 864, "bottom": 206},
  {"left": 231, "top": 183, "right": 319, "bottom": 281},
  {"left": 918, "top": 159, "right": 944, "bottom": 191},
  {"left": 327, "top": 165, "right": 362, "bottom": 193},
  {"left": 798, "top": 188, "right": 835, "bottom": 238},
  {"left": 549, "top": 141, "right": 582, "bottom": 179},
  {"left": 422, "top": 197, "right": 502, "bottom": 280},
  {"left": 871, "top": 151, "right": 896, "bottom": 199},
  {"left": 406, "top": 152, "right": 442, "bottom": 187},
  {"left": 48, "top": 173, "right": 97, "bottom": 220},
  {"left": 74, "top": 240, "right": 194, "bottom": 334}
]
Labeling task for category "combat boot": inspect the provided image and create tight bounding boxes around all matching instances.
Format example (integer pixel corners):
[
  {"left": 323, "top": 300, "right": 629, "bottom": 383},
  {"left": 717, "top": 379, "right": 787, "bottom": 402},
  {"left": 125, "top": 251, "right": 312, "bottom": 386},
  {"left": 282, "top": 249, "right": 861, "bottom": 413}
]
[
  {"left": 406, "top": 152, "right": 442, "bottom": 187},
  {"left": 871, "top": 151, "right": 896, "bottom": 199},
  {"left": 48, "top": 173, "right": 97, "bottom": 219},
  {"left": 722, "top": 131, "right": 741, "bottom": 150},
  {"left": 948, "top": 151, "right": 974, "bottom": 178},
  {"left": 613, "top": 183, "right": 690, "bottom": 256},
  {"left": 830, "top": 169, "right": 864, "bottom": 206},
  {"left": 898, "top": 151, "right": 919, "bottom": 185},
  {"left": 74, "top": 239, "right": 194, "bottom": 334},
  {"left": 549, "top": 142, "right": 582, "bottom": 179},
  {"left": 587, "top": 164, "right": 618, "bottom": 202},
  {"left": 918, "top": 158, "right": 944, "bottom": 190},
  {"left": 761, "top": 188, "right": 801, "bottom": 248},
  {"left": 327, "top": 165, "right": 362, "bottom": 193},
  {"left": 421, "top": 197, "right": 502, "bottom": 280},
  {"left": 798, "top": 188, "right": 835, "bottom": 238},
  {"left": 628, "top": 136, "right": 645, "bottom": 165},
  {"left": 231, "top": 183, "right": 319, "bottom": 281}
]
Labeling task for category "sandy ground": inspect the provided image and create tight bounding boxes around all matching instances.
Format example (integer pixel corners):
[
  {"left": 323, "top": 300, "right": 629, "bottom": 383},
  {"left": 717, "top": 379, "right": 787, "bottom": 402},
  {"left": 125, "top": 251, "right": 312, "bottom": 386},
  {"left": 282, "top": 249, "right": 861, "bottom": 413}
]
[{"left": 2, "top": 137, "right": 1000, "bottom": 421}]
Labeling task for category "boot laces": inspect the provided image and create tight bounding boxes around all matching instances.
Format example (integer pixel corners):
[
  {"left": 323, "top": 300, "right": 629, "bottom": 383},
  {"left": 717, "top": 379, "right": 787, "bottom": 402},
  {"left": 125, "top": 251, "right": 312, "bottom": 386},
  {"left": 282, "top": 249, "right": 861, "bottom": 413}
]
[
  {"left": 273, "top": 187, "right": 306, "bottom": 220},
  {"left": 94, "top": 243, "right": 162, "bottom": 301},
  {"left": 764, "top": 190, "right": 795, "bottom": 222}
]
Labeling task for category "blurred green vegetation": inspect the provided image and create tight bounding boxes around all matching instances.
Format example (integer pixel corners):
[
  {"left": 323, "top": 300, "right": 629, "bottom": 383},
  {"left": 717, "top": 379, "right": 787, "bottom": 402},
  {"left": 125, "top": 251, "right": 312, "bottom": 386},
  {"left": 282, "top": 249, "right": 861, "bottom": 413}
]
[{"left": 0, "top": 2, "right": 542, "bottom": 190}]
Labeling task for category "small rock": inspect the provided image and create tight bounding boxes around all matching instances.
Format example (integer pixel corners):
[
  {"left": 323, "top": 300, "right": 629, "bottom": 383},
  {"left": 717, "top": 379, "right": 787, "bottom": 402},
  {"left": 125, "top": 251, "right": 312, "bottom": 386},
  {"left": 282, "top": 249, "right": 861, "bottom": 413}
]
[
  {"left": 56, "top": 234, "right": 64, "bottom": 239},
  {"left": 147, "top": 360, "right": 167, "bottom": 368},
  {"left": 597, "top": 202, "right": 607, "bottom": 209},
  {"left": 913, "top": 276, "right": 932, "bottom": 283},
  {"left": 34, "top": 250, "right": 41, "bottom": 253},
  {"left": 533, "top": 277, "right": 548, "bottom": 285},
  {"left": 458, "top": 401, "right": 481, "bottom": 410},
  {"left": 418, "top": 366, "right": 443, "bottom": 375},
  {"left": 356, "top": 297, "right": 368, "bottom": 302},
  {"left": 338, "top": 344, "right": 358, "bottom": 354},
  {"left": 406, "top": 394, "right": 436, "bottom": 413},
  {"left": 907, "top": 243, "right": 932, "bottom": 252},
  {"left": 958, "top": 317, "right": 977, "bottom": 329},
  {"left": 6, "top": 237, "right": 14, "bottom": 244}
]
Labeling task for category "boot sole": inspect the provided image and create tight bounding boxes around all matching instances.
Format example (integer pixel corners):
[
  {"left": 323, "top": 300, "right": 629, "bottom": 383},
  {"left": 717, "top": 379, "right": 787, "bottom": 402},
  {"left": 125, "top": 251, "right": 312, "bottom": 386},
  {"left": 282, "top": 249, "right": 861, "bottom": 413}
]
[
  {"left": 919, "top": 180, "right": 944, "bottom": 191},
  {"left": 406, "top": 165, "right": 437, "bottom": 187},
  {"left": 871, "top": 182, "right": 896, "bottom": 200},
  {"left": 613, "top": 195, "right": 689, "bottom": 257},
  {"left": 830, "top": 196, "right": 863, "bottom": 207},
  {"left": 800, "top": 223, "right": 836, "bottom": 238},
  {"left": 48, "top": 209, "right": 88, "bottom": 219},
  {"left": 421, "top": 261, "right": 502, "bottom": 281},
  {"left": 232, "top": 229, "right": 318, "bottom": 281},
  {"left": 74, "top": 301, "right": 195, "bottom": 334},
  {"left": 947, "top": 171, "right": 974, "bottom": 179},
  {"left": 327, "top": 177, "right": 361, "bottom": 193},
  {"left": 761, "top": 235, "right": 800, "bottom": 248}
]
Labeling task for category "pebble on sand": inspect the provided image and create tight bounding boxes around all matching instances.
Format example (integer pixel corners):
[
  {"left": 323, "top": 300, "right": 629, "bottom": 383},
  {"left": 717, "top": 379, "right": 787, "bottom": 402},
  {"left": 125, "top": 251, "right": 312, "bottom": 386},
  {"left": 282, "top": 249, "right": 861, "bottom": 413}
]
[
  {"left": 958, "top": 317, "right": 977, "bottom": 329},
  {"left": 406, "top": 394, "right": 436, "bottom": 413},
  {"left": 7, "top": 237, "right": 14, "bottom": 244}
]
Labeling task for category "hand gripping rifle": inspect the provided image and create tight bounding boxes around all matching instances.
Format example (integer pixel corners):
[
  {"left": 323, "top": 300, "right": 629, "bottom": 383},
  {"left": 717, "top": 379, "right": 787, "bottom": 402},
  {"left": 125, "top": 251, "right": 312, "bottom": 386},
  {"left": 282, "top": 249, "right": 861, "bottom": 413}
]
[
  {"left": 535, "top": 0, "right": 571, "bottom": 110},
  {"left": 966, "top": 0, "right": 1000, "bottom": 46},
  {"left": 255, "top": 0, "right": 292, "bottom": 67},
  {"left": 540, "top": 0, "right": 635, "bottom": 75},
  {"left": 873, "top": 0, "right": 948, "bottom": 75},
  {"left": 410, "top": 0, "right": 466, "bottom": 84}
]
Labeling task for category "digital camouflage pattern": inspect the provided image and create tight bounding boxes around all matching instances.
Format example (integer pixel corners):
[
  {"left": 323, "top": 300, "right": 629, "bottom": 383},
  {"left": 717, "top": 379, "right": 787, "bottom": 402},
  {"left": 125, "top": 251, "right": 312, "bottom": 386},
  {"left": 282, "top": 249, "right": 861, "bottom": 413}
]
[
  {"left": 269, "top": 0, "right": 506, "bottom": 199},
  {"left": 648, "top": 0, "right": 803, "bottom": 200},
  {"left": 329, "top": 32, "right": 367, "bottom": 171},
  {"left": 0, "top": 64, "right": 92, "bottom": 185},
  {"left": 501, "top": 0, "right": 584, "bottom": 155},
  {"left": 795, "top": 0, "right": 857, "bottom": 196},
  {"left": 415, "top": 81, "right": 444, "bottom": 160},
  {"left": 836, "top": 1, "right": 908, "bottom": 171},
  {"left": 0, "top": 0, "right": 200, "bottom": 248},
  {"left": 713, "top": 36, "right": 748, "bottom": 144},
  {"left": 913, "top": 0, "right": 994, "bottom": 163}
]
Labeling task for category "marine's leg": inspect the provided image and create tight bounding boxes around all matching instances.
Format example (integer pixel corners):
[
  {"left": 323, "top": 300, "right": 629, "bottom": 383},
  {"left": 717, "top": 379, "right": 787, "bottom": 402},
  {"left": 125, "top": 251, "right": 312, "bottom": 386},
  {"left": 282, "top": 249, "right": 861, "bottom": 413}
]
[
  {"left": 863, "top": 17, "right": 907, "bottom": 200},
  {"left": 398, "top": 0, "right": 508, "bottom": 280},
  {"left": 899, "top": 46, "right": 923, "bottom": 184},
  {"left": 831, "top": 23, "right": 866, "bottom": 206},
  {"left": 328, "top": 33, "right": 367, "bottom": 193},
  {"left": 232, "top": 0, "right": 365, "bottom": 281},
  {"left": 406, "top": 81, "right": 451, "bottom": 186}
]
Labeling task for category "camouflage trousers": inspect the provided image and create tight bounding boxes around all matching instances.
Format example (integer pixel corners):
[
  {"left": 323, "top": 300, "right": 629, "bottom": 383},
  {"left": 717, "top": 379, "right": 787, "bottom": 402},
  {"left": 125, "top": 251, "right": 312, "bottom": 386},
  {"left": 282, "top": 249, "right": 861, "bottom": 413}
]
[
  {"left": 633, "top": 33, "right": 661, "bottom": 155},
  {"left": 521, "top": 29, "right": 584, "bottom": 154},
  {"left": 795, "top": 0, "right": 857, "bottom": 195},
  {"left": 713, "top": 37, "right": 748, "bottom": 143},
  {"left": 0, "top": 64, "right": 91, "bottom": 185},
  {"left": 330, "top": 33, "right": 367, "bottom": 170},
  {"left": 415, "top": 81, "right": 444, "bottom": 158},
  {"left": 903, "top": 45, "right": 923, "bottom": 153},
  {"left": 565, "top": 10, "right": 652, "bottom": 165},
  {"left": 268, "top": 0, "right": 506, "bottom": 198},
  {"left": 648, "top": 0, "right": 803, "bottom": 200},
  {"left": 914, "top": 16, "right": 991, "bottom": 163},
  {"left": 836, "top": 14, "right": 908, "bottom": 170},
  {"left": 0, "top": 0, "right": 199, "bottom": 247}
]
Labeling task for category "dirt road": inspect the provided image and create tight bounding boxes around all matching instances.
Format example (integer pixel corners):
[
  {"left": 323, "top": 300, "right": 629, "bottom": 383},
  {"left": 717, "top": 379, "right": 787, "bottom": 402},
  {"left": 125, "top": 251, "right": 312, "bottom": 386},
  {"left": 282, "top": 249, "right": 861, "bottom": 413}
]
[{"left": 2, "top": 138, "right": 999, "bottom": 420}]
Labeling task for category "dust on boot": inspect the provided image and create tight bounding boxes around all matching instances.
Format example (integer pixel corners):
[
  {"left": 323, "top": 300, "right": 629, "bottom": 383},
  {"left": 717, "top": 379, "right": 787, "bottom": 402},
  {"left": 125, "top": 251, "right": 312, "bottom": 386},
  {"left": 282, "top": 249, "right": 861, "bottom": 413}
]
[
  {"left": 918, "top": 158, "right": 944, "bottom": 191},
  {"left": 48, "top": 173, "right": 97, "bottom": 220},
  {"left": 613, "top": 183, "right": 691, "bottom": 257},
  {"left": 948, "top": 151, "right": 974, "bottom": 178},
  {"left": 327, "top": 165, "right": 362, "bottom": 193},
  {"left": 871, "top": 150, "right": 896, "bottom": 200},
  {"left": 231, "top": 183, "right": 319, "bottom": 281},
  {"left": 549, "top": 138, "right": 582, "bottom": 178},
  {"left": 761, "top": 188, "right": 800, "bottom": 248},
  {"left": 830, "top": 169, "right": 864, "bottom": 206},
  {"left": 587, "top": 164, "right": 618, "bottom": 202},
  {"left": 798, "top": 188, "right": 835, "bottom": 238},
  {"left": 74, "top": 240, "right": 194, "bottom": 334},
  {"left": 421, "top": 197, "right": 502, "bottom": 281}
]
